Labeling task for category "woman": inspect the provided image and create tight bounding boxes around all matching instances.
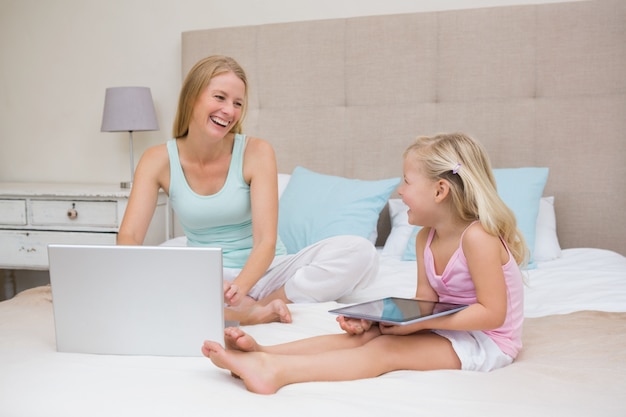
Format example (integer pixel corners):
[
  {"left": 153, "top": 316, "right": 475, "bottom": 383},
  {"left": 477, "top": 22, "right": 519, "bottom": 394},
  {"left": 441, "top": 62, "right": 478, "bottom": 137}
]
[{"left": 117, "top": 55, "right": 378, "bottom": 325}]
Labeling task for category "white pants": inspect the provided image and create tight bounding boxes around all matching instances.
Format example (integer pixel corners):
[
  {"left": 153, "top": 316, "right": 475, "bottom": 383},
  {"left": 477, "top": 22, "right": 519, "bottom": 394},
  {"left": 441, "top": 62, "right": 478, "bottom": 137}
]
[{"left": 223, "top": 235, "right": 379, "bottom": 303}]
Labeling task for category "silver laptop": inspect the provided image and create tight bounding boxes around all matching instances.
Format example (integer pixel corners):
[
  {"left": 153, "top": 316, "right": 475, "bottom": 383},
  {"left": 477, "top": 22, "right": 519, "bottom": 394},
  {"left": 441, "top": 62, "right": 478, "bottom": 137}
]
[{"left": 48, "top": 244, "right": 224, "bottom": 357}]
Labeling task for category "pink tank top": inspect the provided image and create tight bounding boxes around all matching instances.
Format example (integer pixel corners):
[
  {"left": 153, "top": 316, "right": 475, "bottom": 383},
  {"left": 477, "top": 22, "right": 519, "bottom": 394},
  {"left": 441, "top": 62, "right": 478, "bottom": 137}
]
[{"left": 424, "top": 223, "right": 524, "bottom": 358}]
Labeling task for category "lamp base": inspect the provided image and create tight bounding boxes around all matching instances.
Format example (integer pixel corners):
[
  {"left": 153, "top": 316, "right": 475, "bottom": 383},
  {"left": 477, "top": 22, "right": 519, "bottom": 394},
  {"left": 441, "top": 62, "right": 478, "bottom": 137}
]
[{"left": 120, "top": 181, "right": 132, "bottom": 189}]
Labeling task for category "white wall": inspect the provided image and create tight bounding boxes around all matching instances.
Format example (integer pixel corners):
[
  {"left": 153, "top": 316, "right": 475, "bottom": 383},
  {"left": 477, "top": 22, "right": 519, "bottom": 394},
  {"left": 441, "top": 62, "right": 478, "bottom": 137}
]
[
  {"left": 0, "top": 0, "right": 580, "bottom": 185},
  {"left": 0, "top": 0, "right": 582, "bottom": 299}
]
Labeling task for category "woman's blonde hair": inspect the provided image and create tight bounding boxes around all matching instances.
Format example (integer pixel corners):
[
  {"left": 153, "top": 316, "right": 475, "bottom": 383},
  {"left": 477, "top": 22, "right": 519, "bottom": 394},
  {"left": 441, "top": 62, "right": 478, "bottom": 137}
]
[
  {"left": 404, "top": 132, "right": 529, "bottom": 266},
  {"left": 172, "top": 55, "right": 248, "bottom": 139}
]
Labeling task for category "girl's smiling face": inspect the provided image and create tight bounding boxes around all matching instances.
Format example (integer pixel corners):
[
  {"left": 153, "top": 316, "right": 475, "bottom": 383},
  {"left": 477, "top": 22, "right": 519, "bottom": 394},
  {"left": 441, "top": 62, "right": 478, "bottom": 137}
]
[
  {"left": 397, "top": 155, "right": 438, "bottom": 227},
  {"left": 189, "top": 71, "right": 245, "bottom": 139}
]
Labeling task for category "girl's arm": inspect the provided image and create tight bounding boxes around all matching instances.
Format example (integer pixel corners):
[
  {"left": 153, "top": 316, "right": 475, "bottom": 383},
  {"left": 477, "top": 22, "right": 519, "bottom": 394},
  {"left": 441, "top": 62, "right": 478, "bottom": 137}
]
[
  {"left": 382, "top": 223, "right": 508, "bottom": 335},
  {"left": 117, "top": 145, "right": 168, "bottom": 245},
  {"left": 226, "top": 137, "right": 280, "bottom": 306},
  {"left": 456, "top": 223, "right": 509, "bottom": 330}
]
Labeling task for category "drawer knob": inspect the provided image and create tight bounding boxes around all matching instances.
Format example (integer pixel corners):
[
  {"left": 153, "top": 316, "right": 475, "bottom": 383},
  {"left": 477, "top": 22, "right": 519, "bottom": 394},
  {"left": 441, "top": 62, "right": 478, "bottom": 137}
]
[{"left": 67, "top": 203, "right": 78, "bottom": 220}]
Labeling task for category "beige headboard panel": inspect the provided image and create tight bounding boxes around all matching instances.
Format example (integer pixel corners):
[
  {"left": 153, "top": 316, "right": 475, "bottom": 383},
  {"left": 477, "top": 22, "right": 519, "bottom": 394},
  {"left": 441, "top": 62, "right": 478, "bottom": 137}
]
[{"left": 182, "top": 0, "right": 626, "bottom": 255}]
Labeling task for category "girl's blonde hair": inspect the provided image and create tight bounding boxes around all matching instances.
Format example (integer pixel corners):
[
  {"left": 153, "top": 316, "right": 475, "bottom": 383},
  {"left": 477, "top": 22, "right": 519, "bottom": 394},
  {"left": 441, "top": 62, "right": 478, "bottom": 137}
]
[
  {"left": 404, "top": 132, "right": 529, "bottom": 266},
  {"left": 172, "top": 55, "right": 248, "bottom": 139}
]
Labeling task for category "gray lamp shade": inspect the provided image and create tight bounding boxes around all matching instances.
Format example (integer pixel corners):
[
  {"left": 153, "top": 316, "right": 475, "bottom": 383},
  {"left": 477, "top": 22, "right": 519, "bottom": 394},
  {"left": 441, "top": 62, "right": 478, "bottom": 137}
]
[{"left": 101, "top": 87, "right": 158, "bottom": 132}]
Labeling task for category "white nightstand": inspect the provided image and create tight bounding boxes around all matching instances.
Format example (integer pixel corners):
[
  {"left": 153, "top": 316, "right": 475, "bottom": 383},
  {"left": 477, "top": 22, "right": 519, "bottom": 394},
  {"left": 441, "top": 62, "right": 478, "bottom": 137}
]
[{"left": 0, "top": 182, "right": 171, "bottom": 298}]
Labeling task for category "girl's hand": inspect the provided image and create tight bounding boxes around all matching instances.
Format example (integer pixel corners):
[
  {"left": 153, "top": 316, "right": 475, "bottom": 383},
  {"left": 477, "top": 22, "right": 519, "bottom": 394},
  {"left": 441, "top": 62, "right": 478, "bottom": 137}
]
[
  {"left": 378, "top": 321, "right": 424, "bottom": 336},
  {"left": 336, "top": 316, "right": 373, "bottom": 335}
]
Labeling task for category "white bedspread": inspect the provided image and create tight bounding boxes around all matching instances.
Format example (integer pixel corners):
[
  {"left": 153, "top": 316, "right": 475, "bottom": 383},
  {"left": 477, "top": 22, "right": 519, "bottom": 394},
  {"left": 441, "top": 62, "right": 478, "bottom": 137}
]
[
  {"left": 343, "top": 248, "right": 626, "bottom": 317},
  {"left": 1, "top": 248, "right": 625, "bottom": 417}
]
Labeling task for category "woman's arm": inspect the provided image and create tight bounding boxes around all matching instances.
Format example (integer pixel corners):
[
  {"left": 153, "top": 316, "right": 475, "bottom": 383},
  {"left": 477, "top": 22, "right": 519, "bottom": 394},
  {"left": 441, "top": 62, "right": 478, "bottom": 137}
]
[
  {"left": 117, "top": 145, "right": 169, "bottom": 245},
  {"left": 226, "top": 137, "right": 280, "bottom": 305}
]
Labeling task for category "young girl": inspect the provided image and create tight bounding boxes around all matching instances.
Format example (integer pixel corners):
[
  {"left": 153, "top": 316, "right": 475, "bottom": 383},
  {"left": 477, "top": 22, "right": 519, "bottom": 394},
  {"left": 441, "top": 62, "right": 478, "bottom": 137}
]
[{"left": 201, "top": 132, "right": 528, "bottom": 394}]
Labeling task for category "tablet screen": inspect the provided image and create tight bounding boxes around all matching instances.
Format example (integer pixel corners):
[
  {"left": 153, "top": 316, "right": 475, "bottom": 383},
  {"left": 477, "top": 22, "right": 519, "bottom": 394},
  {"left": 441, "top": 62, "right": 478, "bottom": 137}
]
[{"left": 329, "top": 297, "right": 468, "bottom": 325}]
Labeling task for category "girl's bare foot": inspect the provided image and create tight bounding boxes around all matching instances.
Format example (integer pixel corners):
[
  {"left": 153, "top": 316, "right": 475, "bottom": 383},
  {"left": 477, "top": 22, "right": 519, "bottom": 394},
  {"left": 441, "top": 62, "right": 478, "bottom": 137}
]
[
  {"left": 223, "top": 327, "right": 261, "bottom": 352},
  {"left": 206, "top": 327, "right": 262, "bottom": 380},
  {"left": 202, "top": 341, "right": 281, "bottom": 395}
]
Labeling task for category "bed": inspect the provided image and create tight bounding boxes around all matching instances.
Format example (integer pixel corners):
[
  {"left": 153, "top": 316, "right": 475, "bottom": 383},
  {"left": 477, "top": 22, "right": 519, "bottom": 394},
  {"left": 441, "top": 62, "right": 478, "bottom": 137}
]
[
  {"left": 1, "top": 1, "right": 625, "bottom": 416},
  {"left": 1, "top": 245, "right": 625, "bottom": 416}
]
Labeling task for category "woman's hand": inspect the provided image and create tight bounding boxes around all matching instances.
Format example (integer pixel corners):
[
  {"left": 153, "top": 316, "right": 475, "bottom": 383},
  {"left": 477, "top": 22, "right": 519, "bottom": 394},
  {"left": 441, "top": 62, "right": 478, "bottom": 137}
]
[
  {"left": 336, "top": 316, "right": 374, "bottom": 335},
  {"left": 224, "top": 280, "right": 248, "bottom": 307}
]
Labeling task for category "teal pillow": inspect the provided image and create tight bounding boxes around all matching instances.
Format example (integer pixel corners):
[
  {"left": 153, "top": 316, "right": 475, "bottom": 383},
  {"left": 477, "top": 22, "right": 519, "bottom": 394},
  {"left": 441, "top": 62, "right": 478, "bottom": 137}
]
[
  {"left": 278, "top": 166, "right": 400, "bottom": 254},
  {"left": 402, "top": 167, "right": 549, "bottom": 268},
  {"left": 494, "top": 167, "right": 549, "bottom": 268}
]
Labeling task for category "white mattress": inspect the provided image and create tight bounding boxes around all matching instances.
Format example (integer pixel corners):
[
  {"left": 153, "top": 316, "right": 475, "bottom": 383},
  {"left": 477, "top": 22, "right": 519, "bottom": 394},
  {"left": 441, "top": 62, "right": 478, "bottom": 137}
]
[{"left": 1, "top": 248, "right": 625, "bottom": 417}]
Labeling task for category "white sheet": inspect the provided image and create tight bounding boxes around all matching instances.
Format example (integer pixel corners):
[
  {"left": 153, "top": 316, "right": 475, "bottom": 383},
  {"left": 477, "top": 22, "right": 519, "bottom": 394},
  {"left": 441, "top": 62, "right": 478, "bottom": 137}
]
[
  {"left": 1, "top": 248, "right": 625, "bottom": 417},
  {"left": 341, "top": 248, "right": 626, "bottom": 318}
]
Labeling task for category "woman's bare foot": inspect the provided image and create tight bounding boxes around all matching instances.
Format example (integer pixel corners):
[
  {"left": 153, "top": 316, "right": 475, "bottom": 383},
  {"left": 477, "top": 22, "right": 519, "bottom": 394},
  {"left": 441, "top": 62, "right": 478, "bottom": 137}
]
[
  {"left": 202, "top": 341, "right": 282, "bottom": 395},
  {"left": 253, "top": 299, "right": 291, "bottom": 323},
  {"left": 234, "top": 299, "right": 292, "bottom": 325}
]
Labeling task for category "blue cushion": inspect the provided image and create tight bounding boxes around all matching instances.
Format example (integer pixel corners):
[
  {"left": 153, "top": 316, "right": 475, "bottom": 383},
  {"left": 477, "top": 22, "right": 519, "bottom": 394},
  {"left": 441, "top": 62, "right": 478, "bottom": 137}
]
[
  {"left": 402, "top": 167, "right": 549, "bottom": 269},
  {"left": 279, "top": 166, "right": 400, "bottom": 254},
  {"left": 494, "top": 167, "right": 549, "bottom": 268}
]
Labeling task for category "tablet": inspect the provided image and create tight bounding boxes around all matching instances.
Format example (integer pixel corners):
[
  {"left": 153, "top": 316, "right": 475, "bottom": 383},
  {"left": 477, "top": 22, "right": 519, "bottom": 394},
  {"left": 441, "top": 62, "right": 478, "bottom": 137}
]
[{"left": 328, "top": 297, "right": 468, "bottom": 326}]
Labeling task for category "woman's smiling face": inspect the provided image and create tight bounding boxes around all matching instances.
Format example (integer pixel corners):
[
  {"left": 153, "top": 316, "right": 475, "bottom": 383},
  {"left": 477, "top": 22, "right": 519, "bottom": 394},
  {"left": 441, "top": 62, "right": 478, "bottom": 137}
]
[{"left": 189, "top": 71, "right": 246, "bottom": 138}]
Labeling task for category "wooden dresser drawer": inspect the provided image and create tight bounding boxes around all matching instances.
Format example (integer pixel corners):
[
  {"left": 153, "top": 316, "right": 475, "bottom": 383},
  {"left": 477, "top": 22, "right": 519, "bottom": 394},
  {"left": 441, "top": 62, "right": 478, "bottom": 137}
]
[
  {"left": 0, "top": 199, "right": 27, "bottom": 225},
  {"left": 30, "top": 199, "right": 118, "bottom": 228},
  {"left": 0, "top": 183, "right": 170, "bottom": 279},
  {"left": 0, "top": 230, "right": 117, "bottom": 269}
]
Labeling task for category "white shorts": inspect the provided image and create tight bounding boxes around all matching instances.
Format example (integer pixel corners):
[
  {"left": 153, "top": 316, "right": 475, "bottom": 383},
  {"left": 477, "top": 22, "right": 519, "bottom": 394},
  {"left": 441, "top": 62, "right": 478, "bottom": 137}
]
[{"left": 433, "top": 329, "right": 514, "bottom": 372}]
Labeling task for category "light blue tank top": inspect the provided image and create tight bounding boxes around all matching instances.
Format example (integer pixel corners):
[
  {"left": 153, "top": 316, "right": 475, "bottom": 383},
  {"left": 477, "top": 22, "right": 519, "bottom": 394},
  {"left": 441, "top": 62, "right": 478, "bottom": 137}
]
[{"left": 167, "top": 134, "right": 286, "bottom": 268}]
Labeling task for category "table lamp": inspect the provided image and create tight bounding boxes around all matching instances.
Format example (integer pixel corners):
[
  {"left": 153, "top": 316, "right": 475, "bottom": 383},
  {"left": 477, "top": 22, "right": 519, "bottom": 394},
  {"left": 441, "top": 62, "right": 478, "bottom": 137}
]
[{"left": 101, "top": 86, "right": 159, "bottom": 188}]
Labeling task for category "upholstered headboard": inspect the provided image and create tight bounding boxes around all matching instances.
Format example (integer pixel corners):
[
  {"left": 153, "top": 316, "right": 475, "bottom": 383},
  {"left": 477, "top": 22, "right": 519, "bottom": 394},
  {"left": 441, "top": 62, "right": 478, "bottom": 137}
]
[{"left": 181, "top": 0, "right": 626, "bottom": 255}]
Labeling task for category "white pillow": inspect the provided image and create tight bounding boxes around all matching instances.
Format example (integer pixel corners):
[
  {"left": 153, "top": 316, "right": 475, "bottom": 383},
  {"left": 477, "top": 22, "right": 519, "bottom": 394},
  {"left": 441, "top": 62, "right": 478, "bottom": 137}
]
[
  {"left": 381, "top": 199, "right": 414, "bottom": 257},
  {"left": 382, "top": 196, "right": 562, "bottom": 261},
  {"left": 159, "top": 235, "right": 187, "bottom": 246},
  {"left": 278, "top": 173, "right": 291, "bottom": 198},
  {"left": 533, "top": 196, "right": 562, "bottom": 262}
]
